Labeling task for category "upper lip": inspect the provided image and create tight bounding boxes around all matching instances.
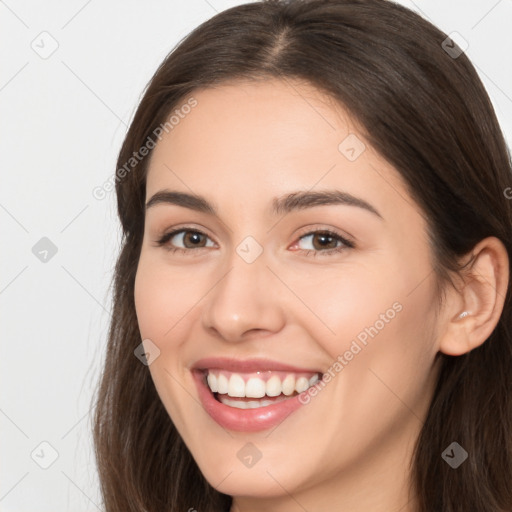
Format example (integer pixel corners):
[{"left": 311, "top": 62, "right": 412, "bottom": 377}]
[{"left": 192, "top": 357, "right": 322, "bottom": 374}]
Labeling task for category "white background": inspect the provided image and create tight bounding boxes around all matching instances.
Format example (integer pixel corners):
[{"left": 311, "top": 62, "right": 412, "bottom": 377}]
[{"left": 1, "top": 1, "right": 511, "bottom": 510}]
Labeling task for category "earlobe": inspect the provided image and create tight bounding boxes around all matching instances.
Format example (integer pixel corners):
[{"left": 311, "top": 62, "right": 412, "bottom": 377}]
[{"left": 438, "top": 236, "right": 509, "bottom": 357}]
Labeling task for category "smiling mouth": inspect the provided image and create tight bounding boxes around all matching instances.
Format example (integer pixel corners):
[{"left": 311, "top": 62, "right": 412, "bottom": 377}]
[{"left": 202, "top": 369, "right": 322, "bottom": 410}]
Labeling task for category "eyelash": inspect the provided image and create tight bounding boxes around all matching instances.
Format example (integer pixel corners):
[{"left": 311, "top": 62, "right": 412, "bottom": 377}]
[{"left": 155, "top": 226, "right": 355, "bottom": 257}]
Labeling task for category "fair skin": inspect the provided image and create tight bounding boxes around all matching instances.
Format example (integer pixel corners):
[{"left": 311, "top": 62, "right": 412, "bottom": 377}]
[{"left": 134, "top": 78, "right": 508, "bottom": 512}]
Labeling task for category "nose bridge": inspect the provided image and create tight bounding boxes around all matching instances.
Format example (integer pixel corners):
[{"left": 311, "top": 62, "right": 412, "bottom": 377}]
[{"left": 201, "top": 242, "right": 285, "bottom": 341}]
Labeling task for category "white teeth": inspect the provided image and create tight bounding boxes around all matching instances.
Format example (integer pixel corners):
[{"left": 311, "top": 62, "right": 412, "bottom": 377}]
[
  {"left": 245, "top": 377, "right": 266, "bottom": 398},
  {"left": 228, "top": 374, "right": 246, "bottom": 397},
  {"left": 207, "top": 373, "right": 218, "bottom": 392},
  {"left": 266, "top": 375, "right": 282, "bottom": 397},
  {"left": 218, "top": 396, "right": 278, "bottom": 409},
  {"left": 282, "top": 374, "right": 296, "bottom": 396},
  {"left": 206, "top": 370, "right": 321, "bottom": 398},
  {"left": 217, "top": 373, "right": 229, "bottom": 394},
  {"left": 295, "top": 377, "right": 309, "bottom": 393}
]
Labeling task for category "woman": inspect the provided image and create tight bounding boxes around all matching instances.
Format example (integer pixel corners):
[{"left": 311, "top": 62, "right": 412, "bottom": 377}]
[{"left": 92, "top": 1, "right": 512, "bottom": 510}]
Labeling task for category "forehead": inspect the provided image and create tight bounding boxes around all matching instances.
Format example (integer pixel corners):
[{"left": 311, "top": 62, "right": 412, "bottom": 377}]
[
  {"left": 148, "top": 78, "right": 353, "bottom": 165},
  {"left": 144, "top": 78, "right": 417, "bottom": 223}
]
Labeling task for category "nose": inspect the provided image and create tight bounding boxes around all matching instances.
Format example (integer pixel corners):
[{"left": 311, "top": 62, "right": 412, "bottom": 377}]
[{"left": 200, "top": 252, "right": 286, "bottom": 342}]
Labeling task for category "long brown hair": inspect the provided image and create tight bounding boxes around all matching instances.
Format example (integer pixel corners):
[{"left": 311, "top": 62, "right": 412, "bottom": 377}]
[{"left": 91, "top": 1, "right": 512, "bottom": 510}]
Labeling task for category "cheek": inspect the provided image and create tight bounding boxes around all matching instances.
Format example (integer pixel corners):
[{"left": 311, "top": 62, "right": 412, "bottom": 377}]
[
  {"left": 280, "top": 261, "right": 401, "bottom": 357},
  {"left": 134, "top": 256, "right": 203, "bottom": 433},
  {"left": 134, "top": 253, "right": 202, "bottom": 340},
  {"left": 284, "top": 256, "right": 438, "bottom": 395}
]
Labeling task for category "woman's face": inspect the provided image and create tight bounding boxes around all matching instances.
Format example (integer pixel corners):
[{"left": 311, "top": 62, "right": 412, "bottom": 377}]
[{"left": 134, "top": 78, "right": 443, "bottom": 506}]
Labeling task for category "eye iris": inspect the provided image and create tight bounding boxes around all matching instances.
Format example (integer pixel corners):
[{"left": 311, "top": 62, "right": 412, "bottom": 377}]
[
  {"left": 313, "top": 232, "right": 337, "bottom": 250},
  {"left": 183, "top": 231, "right": 205, "bottom": 248}
]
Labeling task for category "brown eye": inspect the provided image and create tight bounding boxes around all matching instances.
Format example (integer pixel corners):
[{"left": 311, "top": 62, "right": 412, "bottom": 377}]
[
  {"left": 311, "top": 232, "right": 339, "bottom": 250},
  {"left": 297, "top": 231, "right": 343, "bottom": 251},
  {"left": 181, "top": 231, "right": 208, "bottom": 248},
  {"left": 293, "top": 229, "right": 355, "bottom": 256},
  {"left": 156, "top": 229, "right": 215, "bottom": 251}
]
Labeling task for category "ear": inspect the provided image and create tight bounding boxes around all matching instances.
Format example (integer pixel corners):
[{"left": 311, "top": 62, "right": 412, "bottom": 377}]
[{"left": 438, "top": 236, "right": 509, "bottom": 356}]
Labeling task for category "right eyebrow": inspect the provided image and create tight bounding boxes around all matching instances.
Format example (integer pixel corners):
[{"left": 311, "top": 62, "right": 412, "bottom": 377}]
[{"left": 145, "top": 190, "right": 217, "bottom": 214}]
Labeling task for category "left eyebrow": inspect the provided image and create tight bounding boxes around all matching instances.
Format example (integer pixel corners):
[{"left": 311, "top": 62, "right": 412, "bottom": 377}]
[
  {"left": 145, "top": 189, "right": 383, "bottom": 220},
  {"left": 271, "top": 190, "right": 384, "bottom": 220}
]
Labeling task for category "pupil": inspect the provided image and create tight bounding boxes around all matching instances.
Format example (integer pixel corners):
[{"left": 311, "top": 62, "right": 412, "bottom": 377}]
[
  {"left": 186, "top": 232, "right": 203, "bottom": 247},
  {"left": 314, "top": 233, "right": 335, "bottom": 249}
]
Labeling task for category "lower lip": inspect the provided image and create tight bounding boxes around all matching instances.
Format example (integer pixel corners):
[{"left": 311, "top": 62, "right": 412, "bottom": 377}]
[{"left": 192, "top": 371, "right": 309, "bottom": 432}]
